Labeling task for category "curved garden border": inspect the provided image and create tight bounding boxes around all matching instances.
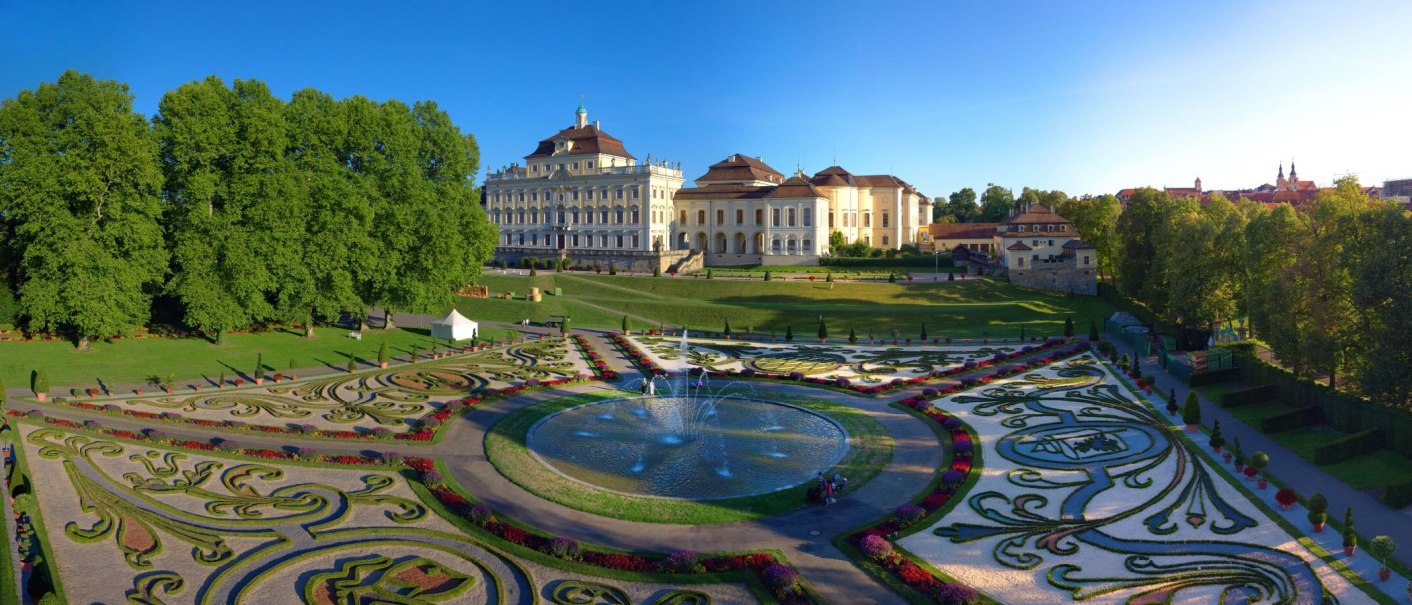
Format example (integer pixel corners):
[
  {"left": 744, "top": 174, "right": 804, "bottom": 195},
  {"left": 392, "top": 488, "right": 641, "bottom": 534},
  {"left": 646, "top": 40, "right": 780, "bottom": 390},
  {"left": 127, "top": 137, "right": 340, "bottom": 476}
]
[{"left": 485, "top": 390, "right": 894, "bottom": 524}]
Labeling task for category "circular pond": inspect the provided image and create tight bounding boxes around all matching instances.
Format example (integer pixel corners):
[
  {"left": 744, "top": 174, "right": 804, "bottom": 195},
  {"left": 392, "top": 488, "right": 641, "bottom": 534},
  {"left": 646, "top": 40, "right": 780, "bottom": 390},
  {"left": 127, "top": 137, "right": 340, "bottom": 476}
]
[{"left": 527, "top": 396, "right": 849, "bottom": 499}]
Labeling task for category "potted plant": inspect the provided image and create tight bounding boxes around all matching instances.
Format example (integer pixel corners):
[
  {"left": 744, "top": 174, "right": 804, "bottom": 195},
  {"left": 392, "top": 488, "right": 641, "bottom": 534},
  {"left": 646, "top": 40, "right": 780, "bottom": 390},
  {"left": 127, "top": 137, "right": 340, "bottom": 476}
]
[
  {"left": 1232, "top": 436, "right": 1245, "bottom": 472},
  {"left": 163, "top": 373, "right": 174, "bottom": 393},
  {"left": 1370, "top": 536, "right": 1395, "bottom": 581},
  {"left": 1141, "top": 374, "right": 1155, "bottom": 394},
  {"left": 32, "top": 368, "right": 48, "bottom": 402},
  {"left": 1250, "top": 451, "right": 1270, "bottom": 489},
  {"left": 1181, "top": 391, "right": 1201, "bottom": 432},
  {"left": 817, "top": 318, "right": 827, "bottom": 344},
  {"left": 254, "top": 353, "right": 265, "bottom": 385},
  {"left": 1307, "top": 510, "right": 1328, "bottom": 533},
  {"left": 378, "top": 343, "right": 390, "bottom": 369},
  {"left": 1208, "top": 419, "right": 1225, "bottom": 453},
  {"left": 622, "top": 315, "right": 631, "bottom": 336},
  {"left": 346, "top": 353, "right": 358, "bottom": 373},
  {"left": 1275, "top": 487, "right": 1297, "bottom": 510},
  {"left": 1342, "top": 507, "right": 1357, "bottom": 556},
  {"left": 1165, "top": 388, "right": 1178, "bottom": 417}
]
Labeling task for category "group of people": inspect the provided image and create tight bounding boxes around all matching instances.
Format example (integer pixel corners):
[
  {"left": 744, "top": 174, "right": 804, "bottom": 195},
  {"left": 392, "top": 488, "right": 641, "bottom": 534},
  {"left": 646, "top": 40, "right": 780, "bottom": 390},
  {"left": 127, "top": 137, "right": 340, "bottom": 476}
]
[
  {"left": 637, "top": 377, "right": 657, "bottom": 395},
  {"left": 815, "top": 471, "right": 847, "bottom": 505}
]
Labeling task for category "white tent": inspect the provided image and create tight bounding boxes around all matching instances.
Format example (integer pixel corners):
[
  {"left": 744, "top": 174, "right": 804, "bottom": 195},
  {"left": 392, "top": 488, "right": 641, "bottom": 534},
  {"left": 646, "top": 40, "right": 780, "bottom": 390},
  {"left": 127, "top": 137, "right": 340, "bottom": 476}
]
[{"left": 430, "top": 309, "right": 478, "bottom": 341}]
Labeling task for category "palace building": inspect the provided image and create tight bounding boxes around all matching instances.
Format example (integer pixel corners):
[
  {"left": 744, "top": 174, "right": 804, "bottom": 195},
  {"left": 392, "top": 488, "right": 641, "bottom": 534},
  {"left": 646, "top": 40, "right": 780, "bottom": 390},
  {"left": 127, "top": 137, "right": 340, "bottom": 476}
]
[
  {"left": 485, "top": 105, "right": 933, "bottom": 269},
  {"left": 482, "top": 104, "right": 689, "bottom": 272}
]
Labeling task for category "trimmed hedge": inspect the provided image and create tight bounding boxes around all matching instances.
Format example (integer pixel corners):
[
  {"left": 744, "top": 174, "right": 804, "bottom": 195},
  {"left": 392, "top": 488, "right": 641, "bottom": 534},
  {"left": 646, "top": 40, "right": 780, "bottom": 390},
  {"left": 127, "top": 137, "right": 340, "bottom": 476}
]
[
  {"left": 1220, "top": 384, "right": 1277, "bottom": 408},
  {"left": 1188, "top": 367, "right": 1240, "bottom": 387},
  {"left": 1311, "top": 429, "right": 1384, "bottom": 465},
  {"left": 1233, "top": 349, "right": 1412, "bottom": 458},
  {"left": 819, "top": 255, "right": 953, "bottom": 268},
  {"left": 1259, "top": 405, "right": 1324, "bottom": 434},
  {"left": 1384, "top": 477, "right": 1412, "bottom": 508}
]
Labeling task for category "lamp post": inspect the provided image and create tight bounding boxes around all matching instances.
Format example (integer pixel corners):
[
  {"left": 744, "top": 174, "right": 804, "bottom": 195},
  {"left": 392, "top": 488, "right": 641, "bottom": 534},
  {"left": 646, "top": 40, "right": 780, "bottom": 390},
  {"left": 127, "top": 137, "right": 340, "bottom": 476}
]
[{"left": 934, "top": 250, "right": 940, "bottom": 277}]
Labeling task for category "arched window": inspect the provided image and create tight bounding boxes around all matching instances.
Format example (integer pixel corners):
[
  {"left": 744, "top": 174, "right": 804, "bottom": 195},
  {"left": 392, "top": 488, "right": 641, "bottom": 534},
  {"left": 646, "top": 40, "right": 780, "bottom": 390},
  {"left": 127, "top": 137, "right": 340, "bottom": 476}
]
[
  {"left": 631, "top": 208, "right": 639, "bottom": 223},
  {"left": 786, "top": 238, "right": 797, "bottom": 254},
  {"left": 616, "top": 209, "right": 625, "bottom": 223},
  {"left": 802, "top": 238, "right": 812, "bottom": 251},
  {"left": 771, "top": 238, "right": 782, "bottom": 253}
]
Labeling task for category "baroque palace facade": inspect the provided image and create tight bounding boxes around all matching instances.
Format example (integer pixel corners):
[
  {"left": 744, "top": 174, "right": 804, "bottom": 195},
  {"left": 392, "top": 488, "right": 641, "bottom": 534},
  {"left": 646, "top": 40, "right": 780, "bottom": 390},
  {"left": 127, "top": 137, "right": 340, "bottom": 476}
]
[{"left": 483, "top": 106, "right": 931, "bottom": 270}]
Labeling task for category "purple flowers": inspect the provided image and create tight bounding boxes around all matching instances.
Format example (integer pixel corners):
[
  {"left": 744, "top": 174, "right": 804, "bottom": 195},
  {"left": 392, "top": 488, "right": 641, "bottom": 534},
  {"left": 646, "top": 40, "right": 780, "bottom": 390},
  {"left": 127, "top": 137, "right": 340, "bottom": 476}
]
[
  {"left": 942, "top": 417, "right": 963, "bottom": 430},
  {"left": 953, "top": 440, "right": 974, "bottom": 456},
  {"left": 762, "top": 564, "right": 799, "bottom": 593},
  {"left": 941, "top": 470, "right": 966, "bottom": 486},
  {"left": 468, "top": 504, "right": 493, "bottom": 526},
  {"left": 835, "top": 377, "right": 851, "bottom": 387},
  {"left": 859, "top": 534, "right": 893, "bottom": 560},
  {"left": 921, "top": 387, "right": 939, "bottom": 398},
  {"left": 931, "top": 583, "right": 980, "bottom": 605},
  {"left": 548, "top": 536, "right": 580, "bottom": 559},
  {"left": 895, "top": 503, "right": 926, "bottom": 526},
  {"left": 664, "top": 549, "right": 699, "bottom": 573}
]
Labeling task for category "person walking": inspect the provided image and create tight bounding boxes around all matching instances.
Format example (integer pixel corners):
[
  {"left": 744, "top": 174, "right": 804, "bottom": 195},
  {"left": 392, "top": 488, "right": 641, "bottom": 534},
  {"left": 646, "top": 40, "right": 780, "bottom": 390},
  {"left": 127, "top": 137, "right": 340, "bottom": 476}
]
[{"left": 823, "top": 478, "right": 835, "bottom": 505}]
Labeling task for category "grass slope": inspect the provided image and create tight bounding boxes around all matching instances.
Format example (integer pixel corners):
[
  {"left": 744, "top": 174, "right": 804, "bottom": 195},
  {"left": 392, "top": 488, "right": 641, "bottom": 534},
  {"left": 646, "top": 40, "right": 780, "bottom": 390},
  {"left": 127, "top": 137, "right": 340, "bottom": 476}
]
[
  {"left": 459, "top": 274, "right": 1113, "bottom": 339},
  {"left": 0, "top": 325, "right": 512, "bottom": 394}
]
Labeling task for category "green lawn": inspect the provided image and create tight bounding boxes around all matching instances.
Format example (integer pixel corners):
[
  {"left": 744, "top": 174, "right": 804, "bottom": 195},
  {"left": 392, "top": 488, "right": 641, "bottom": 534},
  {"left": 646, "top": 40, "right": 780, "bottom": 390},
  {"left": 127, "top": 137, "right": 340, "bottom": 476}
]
[
  {"left": 458, "top": 273, "right": 1113, "bottom": 339},
  {"left": 0, "top": 325, "right": 513, "bottom": 395}
]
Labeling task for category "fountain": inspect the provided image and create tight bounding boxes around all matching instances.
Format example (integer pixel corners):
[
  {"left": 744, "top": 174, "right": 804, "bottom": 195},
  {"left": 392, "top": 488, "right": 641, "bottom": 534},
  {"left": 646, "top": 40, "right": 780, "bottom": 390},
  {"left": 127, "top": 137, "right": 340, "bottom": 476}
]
[{"left": 525, "top": 330, "right": 849, "bottom": 500}]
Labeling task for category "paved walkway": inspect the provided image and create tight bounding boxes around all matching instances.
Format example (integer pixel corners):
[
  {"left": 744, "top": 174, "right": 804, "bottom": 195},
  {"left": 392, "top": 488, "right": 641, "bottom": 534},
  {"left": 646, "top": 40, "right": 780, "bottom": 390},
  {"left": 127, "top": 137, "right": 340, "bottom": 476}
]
[
  {"left": 2, "top": 326, "right": 1078, "bottom": 604},
  {"left": 1108, "top": 337, "right": 1412, "bottom": 569}
]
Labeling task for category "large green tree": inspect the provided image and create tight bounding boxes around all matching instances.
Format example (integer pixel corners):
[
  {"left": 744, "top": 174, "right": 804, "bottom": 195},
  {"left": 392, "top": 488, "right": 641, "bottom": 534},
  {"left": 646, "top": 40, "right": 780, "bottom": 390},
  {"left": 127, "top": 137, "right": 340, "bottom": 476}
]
[
  {"left": 0, "top": 71, "right": 168, "bottom": 349},
  {"left": 155, "top": 76, "right": 302, "bottom": 344},
  {"left": 979, "top": 184, "right": 1015, "bottom": 222},
  {"left": 1114, "top": 187, "right": 1166, "bottom": 303},
  {"left": 937, "top": 187, "right": 979, "bottom": 223},
  {"left": 1352, "top": 202, "right": 1412, "bottom": 407},
  {"left": 1057, "top": 194, "right": 1121, "bottom": 284}
]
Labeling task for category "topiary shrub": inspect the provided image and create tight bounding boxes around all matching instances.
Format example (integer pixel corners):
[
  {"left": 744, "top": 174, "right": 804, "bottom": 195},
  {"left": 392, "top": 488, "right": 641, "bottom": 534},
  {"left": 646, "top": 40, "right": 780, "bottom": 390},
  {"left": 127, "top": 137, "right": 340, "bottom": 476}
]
[{"left": 1181, "top": 392, "right": 1201, "bottom": 426}]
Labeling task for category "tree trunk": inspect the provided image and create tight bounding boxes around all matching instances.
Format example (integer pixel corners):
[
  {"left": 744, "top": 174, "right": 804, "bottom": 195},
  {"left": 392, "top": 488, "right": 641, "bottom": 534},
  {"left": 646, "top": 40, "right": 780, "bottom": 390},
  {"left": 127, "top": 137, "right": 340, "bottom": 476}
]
[
  {"left": 77, "top": 336, "right": 91, "bottom": 351},
  {"left": 215, "top": 328, "right": 226, "bottom": 346},
  {"left": 304, "top": 312, "right": 316, "bottom": 339},
  {"left": 384, "top": 309, "right": 395, "bottom": 331},
  {"left": 359, "top": 315, "right": 368, "bottom": 333}
]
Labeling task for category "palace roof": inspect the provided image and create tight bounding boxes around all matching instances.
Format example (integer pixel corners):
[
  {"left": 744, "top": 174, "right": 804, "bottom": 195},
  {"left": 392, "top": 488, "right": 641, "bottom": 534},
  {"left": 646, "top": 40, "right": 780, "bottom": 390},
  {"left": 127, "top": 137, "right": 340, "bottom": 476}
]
[
  {"left": 525, "top": 124, "right": 635, "bottom": 160},
  {"left": 695, "top": 154, "right": 785, "bottom": 185}
]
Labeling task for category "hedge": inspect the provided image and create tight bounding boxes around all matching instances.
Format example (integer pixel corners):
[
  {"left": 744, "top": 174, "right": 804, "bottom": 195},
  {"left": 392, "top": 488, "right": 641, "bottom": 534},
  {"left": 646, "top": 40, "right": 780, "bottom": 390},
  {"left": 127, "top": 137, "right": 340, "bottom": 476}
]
[
  {"left": 1220, "top": 384, "right": 1277, "bottom": 408},
  {"left": 1233, "top": 349, "right": 1412, "bottom": 458},
  {"left": 819, "top": 255, "right": 953, "bottom": 268},
  {"left": 1311, "top": 429, "right": 1384, "bottom": 465},
  {"left": 1384, "top": 477, "right": 1412, "bottom": 508},
  {"left": 1188, "top": 367, "right": 1240, "bottom": 387},
  {"left": 1259, "top": 405, "right": 1324, "bottom": 434}
]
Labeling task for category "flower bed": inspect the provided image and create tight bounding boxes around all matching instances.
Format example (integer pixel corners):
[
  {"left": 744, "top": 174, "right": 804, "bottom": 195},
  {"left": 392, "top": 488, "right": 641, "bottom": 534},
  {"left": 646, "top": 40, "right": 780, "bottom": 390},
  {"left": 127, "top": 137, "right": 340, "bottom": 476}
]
[
  {"left": 612, "top": 334, "right": 1078, "bottom": 396},
  {"left": 410, "top": 457, "right": 819, "bottom": 604}
]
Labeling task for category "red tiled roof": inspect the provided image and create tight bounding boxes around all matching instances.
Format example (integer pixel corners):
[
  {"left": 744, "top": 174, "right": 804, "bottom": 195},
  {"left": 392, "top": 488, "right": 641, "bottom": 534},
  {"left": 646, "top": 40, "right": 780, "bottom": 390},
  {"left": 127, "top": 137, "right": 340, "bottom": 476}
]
[
  {"left": 525, "top": 125, "right": 635, "bottom": 160},
  {"left": 1004, "top": 205, "right": 1073, "bottom": 225},
  {"left": 929, "top": 223, "right": 1000, "bottom": 240},
  {"left": 696, "top": 154, "right": 784, "bottom": 185},
  {"left": 764, "top": 175, "right": 826, "bottom": 199},
  {"left": 1007, "top": 241, "right": 1032, "bottom": 251}
]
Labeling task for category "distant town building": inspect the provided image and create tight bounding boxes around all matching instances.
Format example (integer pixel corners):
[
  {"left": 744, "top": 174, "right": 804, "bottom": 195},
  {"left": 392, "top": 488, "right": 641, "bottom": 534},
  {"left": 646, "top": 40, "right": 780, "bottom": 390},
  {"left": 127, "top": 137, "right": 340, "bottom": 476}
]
[
  {"left": 1384, "top": 178, "right": 1412, "bottom": 204},
  {"left": 937, "top": 205, "right": 1097, "bottom": 295},
  {"left": 1116, "top": 161, "right": 1321, "bottom": 208},
  {"left": 483, "top": 104, "right": 690, "bottom": 273}
]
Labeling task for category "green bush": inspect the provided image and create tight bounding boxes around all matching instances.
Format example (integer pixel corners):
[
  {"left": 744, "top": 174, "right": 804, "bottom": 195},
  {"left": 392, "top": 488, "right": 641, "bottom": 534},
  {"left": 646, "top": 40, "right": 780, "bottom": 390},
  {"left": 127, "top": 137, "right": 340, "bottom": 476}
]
[
  {"left": 1369, "top": 536, "right": 1396, "bottom": 568},
  {"left": 1181, "top": 392, "right": 1201, "bottom": 425},
  {"left": 1311, "top": 428, "right": 1384, "bottom": 465},
  {"left": 1382, "top": 478, "right": 1412, "bottom": 508},
  {"left": 32, "top": 368, "right": 48, "bottom": 395},
  {"left": 1259, "top": 405, "right": 1324, "bottom": 434},
  {"left": 1307, "top": 493, "right": 1328, "bottom": 514},
  {"left": 377, "top": 342, "right": 390, "bottom": 365},
  {"left": 1220, "top": 384, "right": 1277, "bottom": 408},
  {"left": 820, "top": 255, "right": 949, "bottom": 268}
]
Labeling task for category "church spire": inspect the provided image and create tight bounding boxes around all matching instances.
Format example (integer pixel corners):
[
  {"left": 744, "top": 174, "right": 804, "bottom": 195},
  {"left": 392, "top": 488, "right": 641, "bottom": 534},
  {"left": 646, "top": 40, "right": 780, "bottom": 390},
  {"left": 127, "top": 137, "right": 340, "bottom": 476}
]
[
  {"left": 1278, "top": 162, "right": 1284, "bottom": 179},
  {"left": 1290, "top": 159, "right": 1297, "bottom": 178}
]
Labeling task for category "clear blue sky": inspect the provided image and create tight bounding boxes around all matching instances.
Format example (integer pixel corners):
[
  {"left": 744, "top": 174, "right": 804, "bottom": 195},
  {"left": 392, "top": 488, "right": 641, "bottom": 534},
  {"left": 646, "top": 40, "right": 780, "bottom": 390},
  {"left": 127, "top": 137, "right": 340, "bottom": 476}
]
[{"left": 4, "top": 0, "right": 1410, "bottom": 197}]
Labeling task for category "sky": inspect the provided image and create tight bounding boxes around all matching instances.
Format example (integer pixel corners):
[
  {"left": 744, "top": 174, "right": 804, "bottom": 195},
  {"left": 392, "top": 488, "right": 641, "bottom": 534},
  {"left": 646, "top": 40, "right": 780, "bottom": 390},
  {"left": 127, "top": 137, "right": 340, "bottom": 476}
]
[{"left": 3, "top": 0, "right": 1410, "bottom": 198}]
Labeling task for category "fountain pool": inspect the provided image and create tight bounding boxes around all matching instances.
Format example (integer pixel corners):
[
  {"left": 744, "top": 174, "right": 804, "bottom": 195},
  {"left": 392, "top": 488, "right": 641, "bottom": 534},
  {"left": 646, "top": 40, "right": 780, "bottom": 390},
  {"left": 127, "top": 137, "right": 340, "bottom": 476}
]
[{"left": 527, "top": 396, "right": 848, "bottom": 499}]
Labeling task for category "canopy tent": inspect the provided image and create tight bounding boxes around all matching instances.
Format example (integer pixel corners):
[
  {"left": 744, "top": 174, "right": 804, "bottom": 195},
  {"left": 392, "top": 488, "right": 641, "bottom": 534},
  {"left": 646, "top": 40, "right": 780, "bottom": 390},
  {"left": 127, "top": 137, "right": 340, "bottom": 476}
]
[{"left": 430, "top": 309, "right": 478, "bottom": 342}]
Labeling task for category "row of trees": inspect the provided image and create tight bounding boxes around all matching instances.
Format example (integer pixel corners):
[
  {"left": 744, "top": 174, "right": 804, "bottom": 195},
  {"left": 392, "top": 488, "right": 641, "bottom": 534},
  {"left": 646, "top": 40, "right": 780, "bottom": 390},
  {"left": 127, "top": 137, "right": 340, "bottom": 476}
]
[
  {"left": 1115, "top": 179, "right": 1412, "bottom": 407},
  {"left": 0, "top": 71, "right": 496, "bottom": 347}
]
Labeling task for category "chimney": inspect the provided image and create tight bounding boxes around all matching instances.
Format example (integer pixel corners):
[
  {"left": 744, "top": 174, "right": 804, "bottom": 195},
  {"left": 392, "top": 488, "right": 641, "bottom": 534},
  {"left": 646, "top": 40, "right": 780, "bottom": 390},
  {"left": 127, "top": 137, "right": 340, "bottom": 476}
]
[{"left": 593, "top": 120, "right": 600, "bottom": 130}]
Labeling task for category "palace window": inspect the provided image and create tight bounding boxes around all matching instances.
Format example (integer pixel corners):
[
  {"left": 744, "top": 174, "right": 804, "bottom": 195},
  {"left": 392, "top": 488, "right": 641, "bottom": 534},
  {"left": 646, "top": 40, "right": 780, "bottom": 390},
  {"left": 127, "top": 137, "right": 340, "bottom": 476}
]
[
  {"left": 803, "top": 208, "right": 812, "bottom": 227},
  {"left": 631, "top": 188, "right": 639, "bottom": 199},
  {"left": 616, "top": 235, "right": 624, "bottom": 248},
  {"left": 716, "top": 209, "right": 725, "bottom": 224},
  {"left": 518, "top": 192, "right": 524, "bottom": 202},
  {"left": 802, "top": 238, "right": 812, "bottom": 251},
  {"left": 772, "top": 209, "right": 781, "bottom": 227},
  {"left": 631, "top": 209, "right": 640, "bottom": 223},
  {"left": 863, "top": 213, "right": 871, "bottom": 228},
  {"left": 572, "top": 191, "right": 579, "bottom": 201},
  {"left": 755, "top": 209, "right": 763, "bottom": 225},
  {"left": 882, "top": 235, "right": 890, "bottom": 246},
  {"left": 616, "top": 209, "right": 625, "bottom": 223},
  {"left": 588, "top": 161, "right": 594, "bottom": 169},
  {"left": 532, "top": 234, "right": 539, "bottom": 246},
  {"left": 530, "top": 210, "right": 538, "bottom": 223},
  {"left": 1083, "top": 255, "right": 1091, "bottom": 265},
  {"left": 771, "top": 239, "right": 782, "bottom": 253},
  {"left": 736, "top": 209, "right": 744, "bottom": 225},
  {"left": 600, "top": 235, "right": 608, "bottom": 247},
  {"left": 829, "top": 212, "right": 835, "bottom": 228},
  {"left": 531, "top": 192, "right": 538, "bottom": 202},
  {"left": 631, "top": 233, "right": 640, "bottom": 248},
  {"left": 504, "top": 233, "right": 512, "bottom": 245},
  {"left": 601, "top": 209, "right": 609, "bottom": 223},
  {"left": 787, "top": 239, "right": 797, "bottom": 254},
  {"left": 787, "top": 208, "right": 796, "bottom": 227},
  {"left": 1017, "top": 257, "right": 1025, "bottom": 267},
  {"left": 698, "top": 210, "right": 707, "bottom": 224},
  {"left": 680, "top": 209, "right": 687, "bottom": 224},
  {"left": 882, "top": 213, "right": 889, "bottom": 228},
  {"left": 518, "top": 233, "right": 524, "bottom": 245},
  {"left": 572, "top": 162, "right": 579, "bottom": 170},
  {"left": 572, "top": 234, "right": 580, "bottom": 246}
]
